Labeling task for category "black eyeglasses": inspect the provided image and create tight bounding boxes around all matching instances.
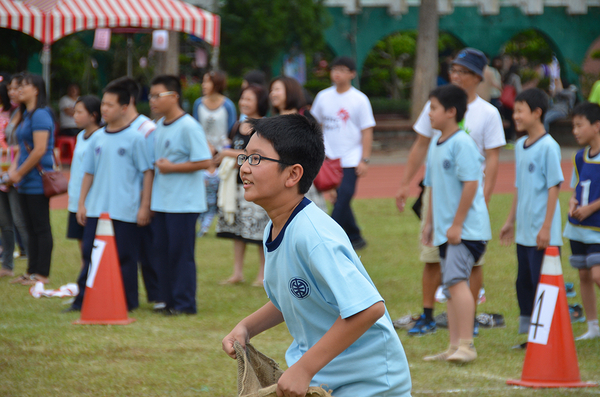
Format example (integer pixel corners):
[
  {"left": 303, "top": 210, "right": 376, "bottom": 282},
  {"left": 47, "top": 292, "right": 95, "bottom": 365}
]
[{"left": 237, "top": 153, "right": 291, "bottom": 166}]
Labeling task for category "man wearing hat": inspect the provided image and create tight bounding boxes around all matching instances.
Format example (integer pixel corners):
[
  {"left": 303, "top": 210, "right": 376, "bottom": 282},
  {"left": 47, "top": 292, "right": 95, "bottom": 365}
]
[{"left": 395, "top": 48, "right": 505, "bottom": 337}]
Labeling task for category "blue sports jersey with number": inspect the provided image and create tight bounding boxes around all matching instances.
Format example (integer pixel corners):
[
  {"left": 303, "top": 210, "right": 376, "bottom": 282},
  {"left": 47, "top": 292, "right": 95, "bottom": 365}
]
[{"left": 568, "top": 147, "right": 600, "bottom": 230}]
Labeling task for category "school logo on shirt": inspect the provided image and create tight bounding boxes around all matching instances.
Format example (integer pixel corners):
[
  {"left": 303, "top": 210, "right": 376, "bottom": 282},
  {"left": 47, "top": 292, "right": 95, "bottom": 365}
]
[
  {"left": 443, "top": 159, "right": 451, "bottom": 170},
  {"left": 289, "top": 277, "right": 310, "bottom": 300},
  {"left": 165, "top": 140, "right": 170, "bottom": 148},
  {"left": 528, "top": 163, "right": 535, "bottom": 173},
  {"left": 118, "top": 148, "right": 126, "bottom": 156},
  {"left": 94, "top": 146, "right": 101, "bottom": 155}
]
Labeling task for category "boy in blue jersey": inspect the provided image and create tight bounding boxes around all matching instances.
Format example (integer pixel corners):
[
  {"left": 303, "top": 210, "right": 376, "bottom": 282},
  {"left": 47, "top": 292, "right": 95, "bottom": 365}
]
[
  {"left": 421, "top": 85, "right": 491, "bottom": 363},
  {"left": 69, "top": 81, "right": 153, "bottom": 312},
  {"left": 500, "top": 88, "right": 563, "bottom": 337},
  {"left": 222, "top": 115, "right": 411, "bottom": 397},
  {"left": 564, "top": 102, "right": 600, "bottom": 340},
  {"left": 149, "top": 75, "right": 212, "bottom": 315}
]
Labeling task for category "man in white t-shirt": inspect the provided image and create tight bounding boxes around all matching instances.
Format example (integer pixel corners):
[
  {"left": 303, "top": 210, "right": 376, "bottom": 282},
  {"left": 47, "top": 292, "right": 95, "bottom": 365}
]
[
  {"left": 396, "top": 48, "right": 505, "bottom": 336},
  {"left": 311, "top": 56, "right": 376, "bottom": 250},
  {"left": 58, "top": 84, "right": 80, "bottom": 136}
]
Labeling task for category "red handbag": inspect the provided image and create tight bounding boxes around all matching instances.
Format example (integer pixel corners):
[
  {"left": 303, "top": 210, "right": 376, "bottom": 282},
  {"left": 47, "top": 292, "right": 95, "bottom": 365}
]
[
  {"left": 500, "top": 85, "right": 517, "bottom": 110},
  {"left": 313, "top": 158, "right": 343, "bottom": 192},
  {"left": 24, "top": 142, "right": 68, "bottom": 198}
]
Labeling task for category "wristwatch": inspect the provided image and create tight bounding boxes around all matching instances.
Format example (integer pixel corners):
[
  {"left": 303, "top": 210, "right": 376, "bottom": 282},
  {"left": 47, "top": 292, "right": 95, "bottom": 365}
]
[{"left": 361, "top": 158, "right": 370, "bottom": 164}]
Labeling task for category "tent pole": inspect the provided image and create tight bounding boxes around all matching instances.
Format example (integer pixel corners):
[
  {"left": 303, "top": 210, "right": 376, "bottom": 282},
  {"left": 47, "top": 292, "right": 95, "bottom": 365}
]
[
  {"left": 211, "top": 45, "right": 220, "bottom": 71},
  {"left": 41, "top": 44, "right": 51, "bottom": 98},
  {"left": 127, "top": 35, "right": 133, "bottom": 77}
]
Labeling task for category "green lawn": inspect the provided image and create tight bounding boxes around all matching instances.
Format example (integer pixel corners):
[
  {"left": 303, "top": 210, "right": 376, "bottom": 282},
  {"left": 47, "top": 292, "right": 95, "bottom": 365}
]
[{"left": 1, "top": 192, "right": 599, "bottom": 396}]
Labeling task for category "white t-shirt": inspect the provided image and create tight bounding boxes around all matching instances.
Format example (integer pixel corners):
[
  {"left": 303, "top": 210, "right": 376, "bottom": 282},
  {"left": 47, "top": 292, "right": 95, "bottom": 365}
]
[
  {"left": 59, "top": 95, "right": 78, "bottom": 129},
  {"left": 311, "top": 86, "right": 376, "bottom": 168},
  {"left": 413, "top": 96, "right": 505, "bottom": 170}
]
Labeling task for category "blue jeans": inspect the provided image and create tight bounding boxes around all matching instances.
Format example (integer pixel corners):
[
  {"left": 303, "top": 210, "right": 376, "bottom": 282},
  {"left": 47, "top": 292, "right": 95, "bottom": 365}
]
[
  {"left": 0, "top": 187, "right": 28, "bottom": 270},
  {"left": 331, "top": 168, "right": 362, "bottom": 243}
]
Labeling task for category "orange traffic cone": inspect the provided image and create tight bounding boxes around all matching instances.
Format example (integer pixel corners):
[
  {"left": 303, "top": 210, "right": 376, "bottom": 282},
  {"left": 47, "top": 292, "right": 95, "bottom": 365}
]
[
  {"left": 507, "top": 246, "right": 596, "bottom": 388},
  {"left": 74, "top": 213, "right": 135, "bottom": 325}
]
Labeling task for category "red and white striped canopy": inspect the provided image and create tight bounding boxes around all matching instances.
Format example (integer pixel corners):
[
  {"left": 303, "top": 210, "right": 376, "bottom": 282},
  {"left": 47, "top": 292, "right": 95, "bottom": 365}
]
[{"left": 0, "top": 0, "right": 220, "bottom": 45}]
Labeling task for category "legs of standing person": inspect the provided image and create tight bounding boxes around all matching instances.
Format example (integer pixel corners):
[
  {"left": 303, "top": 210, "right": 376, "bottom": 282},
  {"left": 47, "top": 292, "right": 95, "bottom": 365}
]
[
  {"left": 160, "top": 212, "right": 198, "bottom": 314},
  {"left": 139, "top": 219, "right": 161, "bottom": 303},
  {"left": 570, "top": 241, "right": 600, "bottom": 340},
  {"left": 331, "top": 168, "right": 363, "bottom": 246},
  {"left": 112, "top": 220, "right": 141, "bottom": 311},
  {"left": 71, "top": 217, "right": 98, "bottom": 310},
  {"left": 543, "top": 108, "right": 567, "bottom": 133},
  {"left": 229, "top": 239, "right": 246, "bottom": 283},
  {"left": 0, "top": 190, "right": 16, "bottom": 273},
  {"left": 255, "top": 244, "right": 265, "bottom": 286},
  {"left": 515, "top": 245, "right": 545, "bottom": 334},
  {"left": 198, "top": 203, "right": 218, "bottom": 236},
  {"left": 18, "top": 194, "right": 52, "bottom": 280},
  {"left": 8, "top": 187, "right": 28, "bottom": 256}
]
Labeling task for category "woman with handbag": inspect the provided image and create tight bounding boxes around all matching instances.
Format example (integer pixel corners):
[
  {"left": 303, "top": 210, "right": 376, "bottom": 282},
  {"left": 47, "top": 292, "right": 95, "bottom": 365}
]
[{"left": 8, "top": 74, "right": 55, "bottom": 286}]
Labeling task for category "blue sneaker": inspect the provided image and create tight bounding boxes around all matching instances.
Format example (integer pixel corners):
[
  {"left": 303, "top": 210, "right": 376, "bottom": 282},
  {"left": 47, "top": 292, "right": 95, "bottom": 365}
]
[
  {"left": 565, "top": 282, "right": 576, "bottom": 298},
  {"left": 473, "top": 319, "right": 479, "bottom": 337},
  {"left": 408, "top": 314, "right": 436, "bottom": 336}
]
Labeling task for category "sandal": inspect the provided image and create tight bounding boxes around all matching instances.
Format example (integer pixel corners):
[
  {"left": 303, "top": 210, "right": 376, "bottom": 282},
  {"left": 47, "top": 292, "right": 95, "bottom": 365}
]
[
  {"left": 21, "top": 274, "right": 49, "bottom": 286},
  {"left": 10, "top": 274, "right": 30, "bottom": 284}
]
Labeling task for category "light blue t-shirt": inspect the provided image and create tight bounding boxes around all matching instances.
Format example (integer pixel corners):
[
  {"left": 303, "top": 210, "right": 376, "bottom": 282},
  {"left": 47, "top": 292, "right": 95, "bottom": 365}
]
[
  {"left": 423, "top": 130, "right": 492, "bottom": 246},
  {"left": 67, "top": 129, "right": 100, "bottom": 213},
  {"left": 515, "top": 134, "right": 563, "bottom": 246},
  {"left": 82, "top": 125, "right": 151, "bottom": 223},
  {"left": 563, "top": 150, "right": 600, "bottom": 244},
  {"left": 15, "top": 108, "right": 55, "bottom": 194},
  {"left": 151, "top": 114, "right": 212, "bottom": 213},
  {"left": 263, "top": 199, "right": 411, "bottom": 397},
  {"left": 130, "top": 114, "right": 156, "bottom": 167}
]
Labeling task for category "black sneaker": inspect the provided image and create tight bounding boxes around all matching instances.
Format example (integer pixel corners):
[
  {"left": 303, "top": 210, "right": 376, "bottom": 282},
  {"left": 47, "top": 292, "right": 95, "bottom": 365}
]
[
  {"left": 61, "top": 306, "right": 80, "bottom": 313},
  {"left": 351, "top": 238, "right": 368, "bottom": 251},
  {"left": 476, "top": 313, "right": 506, "bottom": 328}
]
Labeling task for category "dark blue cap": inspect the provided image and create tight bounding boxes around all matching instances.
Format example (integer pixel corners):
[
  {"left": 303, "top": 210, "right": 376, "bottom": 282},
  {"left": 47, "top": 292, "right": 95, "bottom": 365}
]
[{"left": 452, "top": 48, "right": 487, "bottom": 80}]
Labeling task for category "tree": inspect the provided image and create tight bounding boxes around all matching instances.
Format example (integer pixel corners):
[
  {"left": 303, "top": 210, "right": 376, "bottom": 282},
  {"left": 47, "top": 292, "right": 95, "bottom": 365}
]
[
  {"left": 220, "top": 0, "right": 330, "bottom": 76},
  {"left": 410, "top": 0, "right": 438, "bottom": 121}
]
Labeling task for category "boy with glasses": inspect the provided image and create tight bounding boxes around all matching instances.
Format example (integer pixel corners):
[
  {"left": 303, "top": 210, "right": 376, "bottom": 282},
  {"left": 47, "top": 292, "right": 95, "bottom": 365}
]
[{"left": 149, "top": 75, "right": 212, "bottom": 315}]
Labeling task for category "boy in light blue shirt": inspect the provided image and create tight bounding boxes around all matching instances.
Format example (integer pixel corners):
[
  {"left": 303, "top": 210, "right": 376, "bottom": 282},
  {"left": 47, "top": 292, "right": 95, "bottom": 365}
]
[
  {"left": 222, "top": 114, "right": 411, "bottom": 396},
  {"left": 149, "top": 75, "right": 212, "bottom": 315},
  {"left": 500, "top": 88, "right": 563, "bottom": 336},
  {"left": 69, "top": 81, "right": 153, "bottom": 312},
  {"left": 422, "top": 85, "right": 491, "bottom": 363},
  {"left": 564, "top": 102, "right": 600, "bottom": 340}
]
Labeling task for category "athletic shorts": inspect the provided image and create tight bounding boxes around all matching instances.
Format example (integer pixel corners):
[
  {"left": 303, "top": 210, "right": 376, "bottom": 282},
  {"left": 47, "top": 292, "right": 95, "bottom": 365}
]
[
  {"left": 439, "top": 240, "right": 486, "bottom": 298},
  {"left": 569, "top": 240, "right": 600, "bottom": 270},
  {"left": 419, "top": 186, "right": 484, "bottom": 266},
  {"left": 66, "top": 211, "right": 84, "bottom": 240}
]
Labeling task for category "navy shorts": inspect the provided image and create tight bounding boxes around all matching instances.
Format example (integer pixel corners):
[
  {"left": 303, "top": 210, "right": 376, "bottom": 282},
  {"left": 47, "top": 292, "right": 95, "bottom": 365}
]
[
  {"left": 66, "top": 211, "right": 84, "bottom": 240},
  {"left": 569, "top": 240, "right": 600, "bottom": 270}
]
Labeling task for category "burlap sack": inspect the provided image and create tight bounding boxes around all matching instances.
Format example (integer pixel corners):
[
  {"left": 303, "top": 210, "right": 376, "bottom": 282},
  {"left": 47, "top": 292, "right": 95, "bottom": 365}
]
[{"left": 234, "top": 341, "right": 333, "bottom": 397}]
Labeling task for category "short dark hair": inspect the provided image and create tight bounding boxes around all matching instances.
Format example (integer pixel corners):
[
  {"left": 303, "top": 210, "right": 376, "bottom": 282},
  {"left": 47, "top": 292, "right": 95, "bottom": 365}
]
[
  {"left": 247, "top": 114, "right": 325, "bottom": 195},
  {"left": 572, "top": 102, "right": 600, "bottom": 125},
  {"left": 0, "top": 84, "right": 10, "bottom": 110},
  {"left": 330, "top": 56, "right": 356, "bottom": 71},
  {"left": 107, "top": 76, "right": 140, "bottom": 105},
  {"left": 150, "top": 75, "right": 182, "bottom": 106},
  {"left": 205, "top": 71, "right": 227, "bottom": 94},
  {"left": 76, "top": 95, "right": 102, "bottom": 126},
  {"left": 241, "top": 84, "right": 269, "bottom": 117},
  {"left": 269, "top": 76, "right": 306, "bottom": 114},
  {"left": 515, "top": 88, "right": 549, "bottom": 120},
  {"left": 243, "top": 70, "right": 266, "bottom": 87},
  {"left": 103, "top": 81, "right": 131, "bottom": 106},
  {"left": 429, "top": 85, "right": 468, "bottom": 122}
]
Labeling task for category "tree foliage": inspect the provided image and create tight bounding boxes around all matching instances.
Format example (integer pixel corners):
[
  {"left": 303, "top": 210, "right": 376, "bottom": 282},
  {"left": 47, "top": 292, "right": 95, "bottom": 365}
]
[
  {"left": 504, "top": 29, "right": 553, "bottom": 64},
  {"left": 220, "top": 0, "right": 330, "bottom": 76}
]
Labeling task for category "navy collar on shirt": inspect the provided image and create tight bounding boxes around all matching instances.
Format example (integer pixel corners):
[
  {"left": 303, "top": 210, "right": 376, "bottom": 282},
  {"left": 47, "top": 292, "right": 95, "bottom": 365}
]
[
  {"left": 105, "top": 124, "right": 131, "bottom": 134},
  {"left": 436, "top": 129, "right": 461, "bottom": 146},
  {"left": 265, "top": 197, "right": 311, "bottom": 252},
  {"left": 163, "top": 113, "right": 186, "bottom": 126},
  {"left": 523, "top": 133, "right": 548, "bottom": 149}
]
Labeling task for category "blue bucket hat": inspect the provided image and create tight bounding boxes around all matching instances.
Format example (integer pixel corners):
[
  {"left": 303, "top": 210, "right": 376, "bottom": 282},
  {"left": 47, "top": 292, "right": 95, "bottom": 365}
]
[{"left": 452, "top": 48, "right": 487, "bottom": 80}]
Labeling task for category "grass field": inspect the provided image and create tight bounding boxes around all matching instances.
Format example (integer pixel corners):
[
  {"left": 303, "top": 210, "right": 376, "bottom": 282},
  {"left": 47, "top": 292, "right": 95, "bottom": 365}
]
[{"left": 1, "top": 192, "right": 599, "bottom": 396}]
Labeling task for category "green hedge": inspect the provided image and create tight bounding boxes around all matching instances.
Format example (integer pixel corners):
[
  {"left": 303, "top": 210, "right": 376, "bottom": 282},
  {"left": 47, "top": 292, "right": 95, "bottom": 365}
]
[{"left": 369, "top": 97, "right": 411, "bottom": 116}]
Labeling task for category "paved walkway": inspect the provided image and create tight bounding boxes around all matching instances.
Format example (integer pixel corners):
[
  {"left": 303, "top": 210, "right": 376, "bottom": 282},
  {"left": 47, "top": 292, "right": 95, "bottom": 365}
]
[{"left": 49, "top": 147, "right": 576, "bottom": 210}]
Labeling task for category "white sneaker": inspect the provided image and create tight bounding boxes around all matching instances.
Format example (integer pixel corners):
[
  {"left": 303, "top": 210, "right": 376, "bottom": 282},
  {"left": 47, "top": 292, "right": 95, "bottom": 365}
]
[{"left": 576, "top": 330, "right": 600, "bottom": 341}]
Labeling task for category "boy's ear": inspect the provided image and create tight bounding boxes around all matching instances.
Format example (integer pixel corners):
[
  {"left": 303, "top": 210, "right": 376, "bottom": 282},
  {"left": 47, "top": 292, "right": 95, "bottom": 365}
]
[
  {"left": 284, "top": 164, "right": 304, "bottom": 190},
  {"left": 447, "top": 106, "right": 457, "bottom": 119},
  {"left": 532, "top": 106, "right": 543, "bottom": 119},
  {"left": 593, "top": 120, "right": 600, "bottom": 133}
]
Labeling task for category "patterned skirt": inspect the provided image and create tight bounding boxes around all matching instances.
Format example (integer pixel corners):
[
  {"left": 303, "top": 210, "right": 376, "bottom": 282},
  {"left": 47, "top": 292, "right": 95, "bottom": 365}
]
[{"left": 216, "top": 185, "right": 270, "bottom": 244}]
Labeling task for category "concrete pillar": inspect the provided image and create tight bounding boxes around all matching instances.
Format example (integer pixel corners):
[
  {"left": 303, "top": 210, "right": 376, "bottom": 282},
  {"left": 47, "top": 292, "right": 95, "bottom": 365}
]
[{"left": 156, "top": 31, "right": 180, "bottom": 76}]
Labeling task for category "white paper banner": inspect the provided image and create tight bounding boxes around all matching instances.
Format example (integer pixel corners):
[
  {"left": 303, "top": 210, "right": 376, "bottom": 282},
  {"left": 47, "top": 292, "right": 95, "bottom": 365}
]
[
  {"left": 152, "top": 30, "right": 169, "bottom": 52},
  {"left": 87, "top": 239, "right": 107, "bottom": 288},
  {"left": 528, "top": 283, "right": 560, "bottom": 345},
  {"left": 93, "top": 28, "right": 111, "bottom": 51}
]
